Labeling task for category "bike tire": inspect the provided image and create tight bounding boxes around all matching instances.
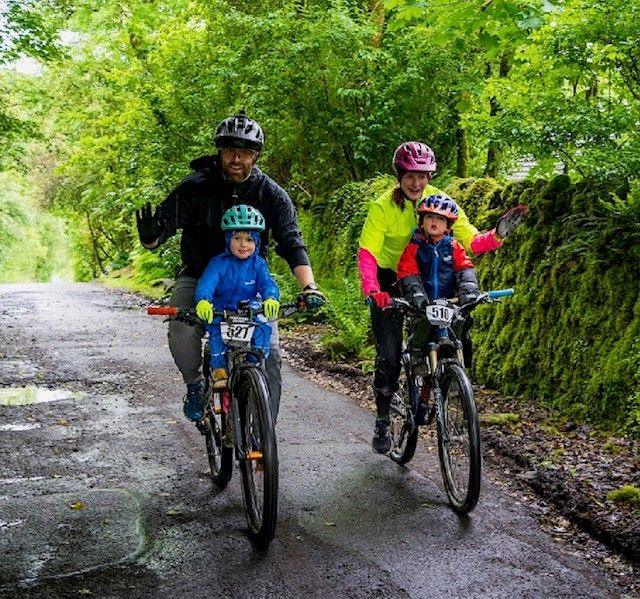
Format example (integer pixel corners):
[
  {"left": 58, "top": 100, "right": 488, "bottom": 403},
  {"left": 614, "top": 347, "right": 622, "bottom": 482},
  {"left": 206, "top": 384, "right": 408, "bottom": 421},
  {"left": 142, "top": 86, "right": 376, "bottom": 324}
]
[
  {"left": 235, "top": 367, "right": 278, "bottom": 547},
  {"left": 204, "top": 390, "right": 233, "bottom": 490},
  {"left": 389, "top": 359, "right": 418, "bottom": 465},
  {"left": 436, "top": 363, "right": 481, "bottom": 514}
]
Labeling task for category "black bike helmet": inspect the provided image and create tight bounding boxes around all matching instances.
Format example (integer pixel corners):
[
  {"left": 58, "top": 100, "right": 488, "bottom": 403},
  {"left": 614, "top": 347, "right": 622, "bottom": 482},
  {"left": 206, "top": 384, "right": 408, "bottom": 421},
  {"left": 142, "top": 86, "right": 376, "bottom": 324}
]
[{"left": 214, "top": 110, "right": 264, "bottom": 151}]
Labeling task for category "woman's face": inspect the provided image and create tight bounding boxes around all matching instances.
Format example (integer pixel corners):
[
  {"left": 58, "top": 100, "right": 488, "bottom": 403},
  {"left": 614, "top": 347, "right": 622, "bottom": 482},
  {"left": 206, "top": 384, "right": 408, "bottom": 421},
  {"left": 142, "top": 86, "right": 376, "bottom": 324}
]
[{"left": 400, "top": 171, "right": 430, "bottom": 202}]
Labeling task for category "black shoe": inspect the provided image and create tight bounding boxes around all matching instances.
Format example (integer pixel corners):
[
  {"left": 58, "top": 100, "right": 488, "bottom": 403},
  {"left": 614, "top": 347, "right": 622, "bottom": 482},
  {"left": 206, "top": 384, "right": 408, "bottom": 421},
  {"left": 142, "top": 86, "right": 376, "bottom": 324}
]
[{"left": 372, "top": 418, "right": 391, "bottom": 454}]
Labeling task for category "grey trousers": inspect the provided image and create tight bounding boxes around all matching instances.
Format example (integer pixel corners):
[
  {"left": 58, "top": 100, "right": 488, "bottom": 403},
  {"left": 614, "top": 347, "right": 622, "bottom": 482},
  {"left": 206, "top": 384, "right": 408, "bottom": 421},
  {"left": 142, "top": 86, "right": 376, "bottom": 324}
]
[{"left": 167, "top": 275, "right": 283, "bottom": 420}]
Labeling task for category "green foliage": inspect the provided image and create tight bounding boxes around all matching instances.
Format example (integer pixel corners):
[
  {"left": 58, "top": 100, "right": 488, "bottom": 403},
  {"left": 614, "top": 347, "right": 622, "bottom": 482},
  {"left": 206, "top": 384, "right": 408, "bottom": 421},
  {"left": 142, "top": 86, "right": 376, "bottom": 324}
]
[
  {"left": 461, "top": 176, "right": 640, "bottom": 435},
  {"left": 320, "top": 276, "right": 374, "bottom": 365},
  {"left": 606, "top": 484, "right": 640, "bottom": 505},
  {"left": 481, "top": 412, "right": 521, "bottom": 426},
  {"left": 302, "top": 175, "right": 393, "bottom": 280},
  {"left": 0, "top": 173, "right": 70, "bottom": 282}
]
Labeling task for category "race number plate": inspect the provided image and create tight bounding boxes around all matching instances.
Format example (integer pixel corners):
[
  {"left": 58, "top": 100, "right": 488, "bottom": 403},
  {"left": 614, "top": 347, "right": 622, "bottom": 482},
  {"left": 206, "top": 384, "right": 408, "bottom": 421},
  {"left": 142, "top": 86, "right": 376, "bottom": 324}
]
[
  {"left": 220, "top": 322, "right": 255, "bottom": 342},
  {"left": 426, "top": 304, "right": 455, "bottom": 327}
]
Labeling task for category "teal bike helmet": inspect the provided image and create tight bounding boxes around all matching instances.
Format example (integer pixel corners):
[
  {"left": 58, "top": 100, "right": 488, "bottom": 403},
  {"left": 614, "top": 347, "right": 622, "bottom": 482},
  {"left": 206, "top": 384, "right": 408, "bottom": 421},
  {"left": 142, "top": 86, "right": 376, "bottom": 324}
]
[{"left": 221, "top": 204, "right": 265, "bottom": 232}]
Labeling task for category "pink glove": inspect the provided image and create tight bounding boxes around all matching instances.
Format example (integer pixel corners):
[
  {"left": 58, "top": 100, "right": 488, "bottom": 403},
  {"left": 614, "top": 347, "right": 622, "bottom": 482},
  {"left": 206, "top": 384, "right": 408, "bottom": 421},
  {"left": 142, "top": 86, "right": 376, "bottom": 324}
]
[{"left": 369, "top": 291, "right": 392, "bottom": 309}]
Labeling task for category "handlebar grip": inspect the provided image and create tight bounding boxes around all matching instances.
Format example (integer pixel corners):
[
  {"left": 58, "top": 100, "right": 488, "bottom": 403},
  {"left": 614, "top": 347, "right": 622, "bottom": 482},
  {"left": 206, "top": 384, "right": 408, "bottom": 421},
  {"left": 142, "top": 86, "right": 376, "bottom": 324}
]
[
  {"left": 488, "top": 288, "right": 514, "bottom": 299},
  {"left": 147, "top": 306, "right": 179, "bottom": 316}
]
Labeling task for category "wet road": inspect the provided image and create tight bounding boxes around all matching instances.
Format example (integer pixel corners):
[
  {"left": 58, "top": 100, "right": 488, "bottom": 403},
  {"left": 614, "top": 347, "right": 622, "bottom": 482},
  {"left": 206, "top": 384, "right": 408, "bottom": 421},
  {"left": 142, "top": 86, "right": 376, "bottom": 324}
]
[{"left": 0, "top": 283, "right": 629, "bottom": 598}]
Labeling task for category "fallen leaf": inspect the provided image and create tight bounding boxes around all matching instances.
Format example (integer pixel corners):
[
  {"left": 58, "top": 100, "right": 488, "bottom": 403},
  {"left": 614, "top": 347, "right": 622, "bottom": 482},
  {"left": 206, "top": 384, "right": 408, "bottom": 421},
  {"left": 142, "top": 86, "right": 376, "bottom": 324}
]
[
  {"left": 70, "top": 500, "right": 85, "bottom": 510},
  {"left": 57, "top": 418, "right": 69, "bottom": 426},
  {"left": 324, "top": 521, "right": 336, "bottom": 527}
]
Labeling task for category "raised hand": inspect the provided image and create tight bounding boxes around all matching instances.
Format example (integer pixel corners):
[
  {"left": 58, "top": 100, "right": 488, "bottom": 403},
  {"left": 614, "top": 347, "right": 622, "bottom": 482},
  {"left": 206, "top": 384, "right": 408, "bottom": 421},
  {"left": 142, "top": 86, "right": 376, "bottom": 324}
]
[
  {"left": 495, "top": 204, "right": 529, "bottom": 239},
  {"left": 135, "top": 202, "right": 163, "bottom": 245}
]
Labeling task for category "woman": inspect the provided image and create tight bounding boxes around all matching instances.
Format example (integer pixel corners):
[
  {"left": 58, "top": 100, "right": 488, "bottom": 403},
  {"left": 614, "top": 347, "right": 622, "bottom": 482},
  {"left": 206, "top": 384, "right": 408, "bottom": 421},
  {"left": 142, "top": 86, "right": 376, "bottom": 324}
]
[{"left": 359, "top": 141, "right": 527, "bottom": 453}]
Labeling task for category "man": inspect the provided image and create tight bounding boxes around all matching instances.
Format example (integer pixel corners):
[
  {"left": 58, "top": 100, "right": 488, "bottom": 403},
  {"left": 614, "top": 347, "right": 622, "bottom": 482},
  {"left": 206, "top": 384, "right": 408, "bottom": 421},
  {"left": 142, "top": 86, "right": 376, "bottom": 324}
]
[{"left": 136, "top": 110, "right": 325, "bottom": 422}]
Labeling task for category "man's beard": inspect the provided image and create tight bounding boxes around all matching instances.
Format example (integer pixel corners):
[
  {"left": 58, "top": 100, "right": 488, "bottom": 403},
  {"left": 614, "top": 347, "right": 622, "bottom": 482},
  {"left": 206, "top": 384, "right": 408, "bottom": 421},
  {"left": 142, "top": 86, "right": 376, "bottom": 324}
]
[{"left": 222, "top": 161, "right": 253, "bottom": 182}]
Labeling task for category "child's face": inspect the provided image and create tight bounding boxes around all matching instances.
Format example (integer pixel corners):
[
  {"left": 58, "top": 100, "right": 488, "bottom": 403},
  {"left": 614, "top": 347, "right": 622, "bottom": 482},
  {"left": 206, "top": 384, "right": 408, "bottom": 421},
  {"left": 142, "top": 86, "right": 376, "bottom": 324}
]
[
  {"left": 230, "top": 231, "right": 256, "bottom": 259},
  {"left": 422, "top": 213, "right": 449, "bottom": 240}
]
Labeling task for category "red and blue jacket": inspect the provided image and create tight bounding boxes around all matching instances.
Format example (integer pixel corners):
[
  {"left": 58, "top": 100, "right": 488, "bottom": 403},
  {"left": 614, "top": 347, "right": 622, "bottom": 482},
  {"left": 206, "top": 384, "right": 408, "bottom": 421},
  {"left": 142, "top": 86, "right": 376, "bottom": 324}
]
[{"left": 397, "top": 229, "right": 475, "bottom": 300}]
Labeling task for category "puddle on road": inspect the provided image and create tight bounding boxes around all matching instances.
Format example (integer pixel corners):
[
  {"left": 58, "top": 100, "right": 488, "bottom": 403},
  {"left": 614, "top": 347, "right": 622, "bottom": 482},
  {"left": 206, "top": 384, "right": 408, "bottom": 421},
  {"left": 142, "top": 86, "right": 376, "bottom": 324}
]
[
  {"left": 0, "top": 518, "right": 25, "bottom": 531},
  {"left": 0, "top": 387, "right": 86, "bottom": 407},
  {"left": 0, "top": 423, "right": 41, "bottom": 431},
  {"left": 0, "top": 357, "right": 38, "bottom": 380},
  {"left": 0, "top": 476, "right": 45, "bottom": 484}
]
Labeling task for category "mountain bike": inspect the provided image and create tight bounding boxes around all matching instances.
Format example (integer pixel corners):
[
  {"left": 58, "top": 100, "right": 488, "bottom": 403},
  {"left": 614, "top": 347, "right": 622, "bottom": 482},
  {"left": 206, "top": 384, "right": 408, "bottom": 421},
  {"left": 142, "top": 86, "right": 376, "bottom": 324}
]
[
  {"left": 147, "top": 300, "right": 302, "bottom": 547},
  {"left": 386, "top": 289, "right": 514, "bottom": 514}
]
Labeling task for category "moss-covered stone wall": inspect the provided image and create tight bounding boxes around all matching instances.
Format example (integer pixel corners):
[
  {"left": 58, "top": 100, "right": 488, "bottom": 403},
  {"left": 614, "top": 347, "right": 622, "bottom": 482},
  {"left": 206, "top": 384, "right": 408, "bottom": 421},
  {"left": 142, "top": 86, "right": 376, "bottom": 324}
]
[{"left": 446, "top": 176, "right": 640, "bottom": 435}]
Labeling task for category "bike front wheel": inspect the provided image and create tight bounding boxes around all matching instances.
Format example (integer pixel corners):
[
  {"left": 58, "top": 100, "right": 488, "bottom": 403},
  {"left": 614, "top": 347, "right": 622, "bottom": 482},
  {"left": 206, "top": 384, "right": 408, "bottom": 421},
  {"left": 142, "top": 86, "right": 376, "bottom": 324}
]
[
  {"left": 204, "top": 390, "right": 233, "bottom": 489},
  {"left": 235, "top": 367, "right": 278, "bottom": 547},
  {"left": 436, "top": 363, "right": 481, "bottom": 514},
  {"left": 389, "top": 359, "right": 418, "bottom": 465}
]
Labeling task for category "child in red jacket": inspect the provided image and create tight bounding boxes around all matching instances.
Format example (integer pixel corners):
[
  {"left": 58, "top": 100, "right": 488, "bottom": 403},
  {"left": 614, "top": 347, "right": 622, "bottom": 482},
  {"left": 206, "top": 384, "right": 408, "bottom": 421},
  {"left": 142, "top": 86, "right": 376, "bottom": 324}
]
[{"left": 397, "top": 195, "right": 479, "bottom": 363}]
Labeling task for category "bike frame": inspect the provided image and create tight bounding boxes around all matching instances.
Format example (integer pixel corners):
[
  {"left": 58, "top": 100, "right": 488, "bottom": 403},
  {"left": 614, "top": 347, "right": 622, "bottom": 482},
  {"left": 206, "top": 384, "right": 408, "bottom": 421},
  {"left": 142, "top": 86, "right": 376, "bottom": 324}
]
[
  {"left": 392, "top": 289, "right": 513, "bottom": 431},
  {"left": 148, "top": 301, "right": 302, "bottom": 457}
]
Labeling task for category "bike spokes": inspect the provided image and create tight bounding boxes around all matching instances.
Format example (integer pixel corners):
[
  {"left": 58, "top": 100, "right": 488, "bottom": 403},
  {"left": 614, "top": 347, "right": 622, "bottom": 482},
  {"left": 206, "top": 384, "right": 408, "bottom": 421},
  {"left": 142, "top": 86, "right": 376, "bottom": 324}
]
[
  {"left": 204, "top": 390, "right": 233, "bottom": 489},
  {"left": 237, "top": 368, "right": 278, "bottom": 547},
  {"left": 389, "top": 365, "right": 419, "bottom": 465},
  {"left": 437, "top": 364, "right": 481, "bottom": 514}
]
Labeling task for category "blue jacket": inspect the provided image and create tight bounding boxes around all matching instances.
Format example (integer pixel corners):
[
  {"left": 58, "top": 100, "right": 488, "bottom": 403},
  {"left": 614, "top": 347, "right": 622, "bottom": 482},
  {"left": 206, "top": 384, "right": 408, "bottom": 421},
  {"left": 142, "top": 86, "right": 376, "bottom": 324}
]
[
  {"left": 194, "top": 232, "right": 279, "bottom": 311},
  {"left": 397, "top": 230, "right": 475, "bottom": 301}
]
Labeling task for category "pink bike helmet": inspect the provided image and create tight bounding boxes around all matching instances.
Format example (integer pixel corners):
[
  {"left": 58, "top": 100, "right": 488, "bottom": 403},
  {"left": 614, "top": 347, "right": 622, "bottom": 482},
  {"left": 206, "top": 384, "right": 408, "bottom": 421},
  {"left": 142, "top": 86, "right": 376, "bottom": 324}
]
[{"left": 392, "top": 142, "right": 437, "bottom": 177}]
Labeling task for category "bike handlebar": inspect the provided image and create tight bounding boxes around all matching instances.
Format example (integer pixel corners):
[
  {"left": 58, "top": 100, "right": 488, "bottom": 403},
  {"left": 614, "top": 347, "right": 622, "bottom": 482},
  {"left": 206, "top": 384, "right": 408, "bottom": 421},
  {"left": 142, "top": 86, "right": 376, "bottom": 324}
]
[
  {"left": 388, "top": 288, "right": 515, "bottom": 314},
  {"left": 146, "top": 301, "right": 304, "bottom": 322},
  {"left": 488, "top": 288, "right": 514, "bottom": 300},
  {"left": 147, "top": 306, "right": 179, "bottom": 316}
]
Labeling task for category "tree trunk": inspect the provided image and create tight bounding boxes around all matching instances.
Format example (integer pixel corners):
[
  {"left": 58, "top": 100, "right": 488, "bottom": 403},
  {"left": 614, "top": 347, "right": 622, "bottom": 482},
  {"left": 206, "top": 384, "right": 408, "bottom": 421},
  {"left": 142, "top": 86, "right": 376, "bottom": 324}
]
[
  {"left": 484, "top": 52, "right": 510, "bottom": 178},
  {"left": 456, "top": 122, "right": 469, "bottom": 178},
  {"left": 85, "top": 212, "right": 108, "bottom": 276},
  {"left": 370, "top": 1, "right": 385, "bottom": 47}
]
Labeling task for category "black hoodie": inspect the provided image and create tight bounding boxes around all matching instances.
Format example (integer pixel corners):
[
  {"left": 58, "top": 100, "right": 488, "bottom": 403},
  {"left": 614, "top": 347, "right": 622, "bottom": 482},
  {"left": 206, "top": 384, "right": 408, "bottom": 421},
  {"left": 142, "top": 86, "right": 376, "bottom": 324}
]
[{"left": 156, "top": 155, "right": 309, "bottom": 278}]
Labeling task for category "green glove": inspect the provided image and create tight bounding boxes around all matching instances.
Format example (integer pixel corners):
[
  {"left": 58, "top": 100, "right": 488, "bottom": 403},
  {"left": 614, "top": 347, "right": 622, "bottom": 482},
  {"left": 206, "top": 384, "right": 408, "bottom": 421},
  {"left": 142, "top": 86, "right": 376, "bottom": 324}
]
[
  {"left": 196, "top": 299, "right": 213, "bottom": 324},
  {"left": 263, "top": 298, "right": 280, "bottom": 321},
  {"left": 298, "top": 287, "right": 327, "bottom": 311}
]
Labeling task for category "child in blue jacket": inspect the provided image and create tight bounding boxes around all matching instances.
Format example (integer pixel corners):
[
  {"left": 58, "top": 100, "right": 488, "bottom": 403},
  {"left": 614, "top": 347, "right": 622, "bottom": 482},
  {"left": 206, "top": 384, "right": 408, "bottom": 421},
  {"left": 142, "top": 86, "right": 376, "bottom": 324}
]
[
  {"left": 194, "top": 204, "right": 280, "bottom": 395},
  {"left": 397, "top": 195, "right": 479, "bottom": 306},
  {"left": 397, "top": 194, "right": 479, "bottom": 366}
]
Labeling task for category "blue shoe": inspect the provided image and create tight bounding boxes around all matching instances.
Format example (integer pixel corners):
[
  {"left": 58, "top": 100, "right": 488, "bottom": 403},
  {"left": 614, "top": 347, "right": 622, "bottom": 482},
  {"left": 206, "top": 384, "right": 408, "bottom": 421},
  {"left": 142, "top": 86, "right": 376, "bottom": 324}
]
[{"left": 183, "top": 380, "right": 204, "bottom": 421}]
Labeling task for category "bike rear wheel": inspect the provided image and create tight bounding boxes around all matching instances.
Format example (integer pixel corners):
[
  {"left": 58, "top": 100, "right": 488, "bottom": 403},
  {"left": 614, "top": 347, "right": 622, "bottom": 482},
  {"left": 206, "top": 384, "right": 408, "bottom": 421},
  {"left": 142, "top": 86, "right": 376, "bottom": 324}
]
[
  {"left": 235, "top": 367, "right": 278, "bottom": 547},
  {"left": 436, "top": 363, "right": 481, "bottom": 514},
  {"left": 389, "top": 358, "right": 418, "bottom": 465},
  {"left": 203, "top": 389, "right": 233, "bottom": 489}
]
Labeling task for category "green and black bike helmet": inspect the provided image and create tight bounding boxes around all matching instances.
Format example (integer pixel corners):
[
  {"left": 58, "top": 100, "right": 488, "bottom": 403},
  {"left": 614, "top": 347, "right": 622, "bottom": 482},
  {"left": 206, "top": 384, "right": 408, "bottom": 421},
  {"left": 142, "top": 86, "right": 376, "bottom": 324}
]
[
  {"left": 221, "top": 204, "right": 265, "bottom": 232},
  {"left": 215, "top": 110, "right": 264, "bottom": 151}
]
